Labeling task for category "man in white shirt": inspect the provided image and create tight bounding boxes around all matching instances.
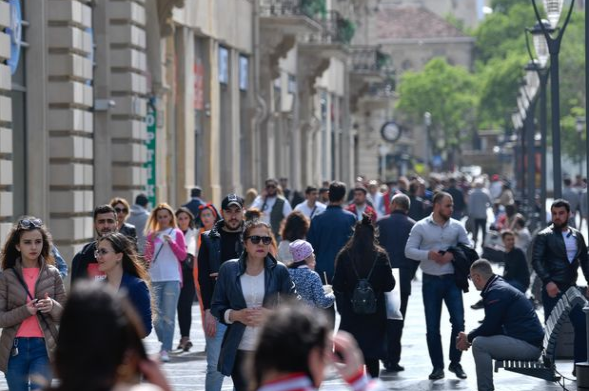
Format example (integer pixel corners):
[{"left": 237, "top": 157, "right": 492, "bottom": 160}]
[
  {"left": 251, "top": 178, "right": 292, "bottom": 239},
  {"left": 294, "top": 186, "right": 326, "bottom": 220}
]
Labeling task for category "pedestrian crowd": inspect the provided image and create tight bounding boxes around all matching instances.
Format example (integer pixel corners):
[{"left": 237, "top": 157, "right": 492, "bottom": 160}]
[{"left": 0, "top": 172, "right": 587, "bottom": 391}]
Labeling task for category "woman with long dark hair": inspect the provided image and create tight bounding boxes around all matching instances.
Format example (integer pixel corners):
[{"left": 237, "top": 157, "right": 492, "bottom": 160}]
[
  {"left": 48, "top": 283, "right": 171, "bottom": 391},
  {"left": 210, "top": 219, "right": 296, "bottom": 391},
  {"left": 0, "top": 217, "right": 66, "bottom": 390},
  {"left": 333, "top": 214, "right": 395, "bottom": 378},
  {"left": 95, "top": 232, "right": 152, "bottom": 338}
]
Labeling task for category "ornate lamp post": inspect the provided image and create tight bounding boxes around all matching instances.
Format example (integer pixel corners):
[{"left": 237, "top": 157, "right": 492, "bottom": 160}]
[
  {"left": 525, "top": 20, "right": 552, "bottom": 226},
  {"left": 530, "top": 0, "right": 576, "bottom": 199}
]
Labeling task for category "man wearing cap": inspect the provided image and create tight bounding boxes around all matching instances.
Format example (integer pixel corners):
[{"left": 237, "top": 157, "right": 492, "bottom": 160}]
[
  {"left": 197, "top": 194, "right": 246, "bottom": 391},
  {"left": 251, "top": 178, "right": 293, "bottom": 239},
  {"left": 294, "top": 186, "right": 327, "bottom": 220},
  {"left": 347, "top": 185, "right": 377, "bottom": 221}
]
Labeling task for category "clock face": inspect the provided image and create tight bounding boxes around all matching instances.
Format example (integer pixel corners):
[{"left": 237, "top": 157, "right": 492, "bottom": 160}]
[{"left": 381, "top": 121, "right": 401, "bottom": 142}]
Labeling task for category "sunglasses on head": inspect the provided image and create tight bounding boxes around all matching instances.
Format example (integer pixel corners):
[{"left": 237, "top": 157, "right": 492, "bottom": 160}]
[
  {"left": 114, "top": 207, "right": 128, "bottom": 214},
  {"left": 246, "top": 235, "right": 272, "bottom": 245},
  {"left": 18, "top": 218, "right": 43, "bottom": 230}
]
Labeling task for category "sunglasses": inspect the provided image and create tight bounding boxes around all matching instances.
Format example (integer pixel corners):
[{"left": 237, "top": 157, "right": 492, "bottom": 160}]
[
  {"left": 246, "top": 235, "right": 272, "bottom": 245},
  {"left": 18, "top": 218, "right": 43, "bottom": 230},
  {"left": 94, "top": 248, "right": 114, "bottom": 258},
  {"left": 114, "top": 207, "right": 128, "bottom": 214}
]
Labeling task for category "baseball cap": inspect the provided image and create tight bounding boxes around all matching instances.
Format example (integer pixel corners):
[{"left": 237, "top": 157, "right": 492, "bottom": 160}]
[{"left": 221, "top": 194, "right": 244, "bottom": 210}]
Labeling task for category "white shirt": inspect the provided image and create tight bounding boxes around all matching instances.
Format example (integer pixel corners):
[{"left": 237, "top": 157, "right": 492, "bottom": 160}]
[
  {"left": 238, "top": 271, "right": 265, "bottom": 350},
  {"left": 149, "top": 228, "right": 182, "bottom": 282},
  {"left": 562, "top": 230, "right": 577, "bottom": 263},
  {"left": 294, "top": 201, "right": 326, "bottom": 220},
  {"left": 251, "top": 196, "right": 292, "bottom": 224}
]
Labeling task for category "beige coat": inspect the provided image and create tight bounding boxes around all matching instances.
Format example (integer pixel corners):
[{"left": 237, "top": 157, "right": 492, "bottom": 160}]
[{"left": 0, "top": 257, "right": 66, "bottom": 372}]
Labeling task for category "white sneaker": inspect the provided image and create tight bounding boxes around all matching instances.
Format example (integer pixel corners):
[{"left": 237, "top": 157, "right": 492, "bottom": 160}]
[{"left": 160, "top": 350, "right": 170, "bottom": 363}]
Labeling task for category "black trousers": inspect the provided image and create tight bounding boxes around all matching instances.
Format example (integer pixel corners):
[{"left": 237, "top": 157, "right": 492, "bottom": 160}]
[
  {"left": 177, "top": 266, "right": 196, "bottom": 338},
  {"left": 385, "top": 292, "right": 410, "bottom": 366},
  {"left": 366, "top": 358, "right": 380, "bottom": 378},
  {"left": 231, "top": 350, "right": 252, "bottom": 391}
]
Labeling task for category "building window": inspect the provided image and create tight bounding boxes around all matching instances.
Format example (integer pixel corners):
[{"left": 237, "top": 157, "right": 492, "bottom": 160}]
[
  {"left": 239, "top": 55, "right": 248, "bottom": 91},
  {"left": 219, "top": 46, "right": 229, "bottom": 84}
]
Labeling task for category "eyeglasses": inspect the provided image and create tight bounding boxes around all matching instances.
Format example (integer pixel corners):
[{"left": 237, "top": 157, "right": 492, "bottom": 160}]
[
  {"left": 114, "top": 207, "right": 128, "bottom": 214},
  {"left": 18, "top": 219, "right": 43, "bottom": 230},
  {"left": 266, "top": 184, "right": 277, "bottom": 189},
  {"left": 245, "top": 235, "right": 272, "bottom": 245},
  {"left": 94, "top": 248, "right": 114, "bottom": 258}
]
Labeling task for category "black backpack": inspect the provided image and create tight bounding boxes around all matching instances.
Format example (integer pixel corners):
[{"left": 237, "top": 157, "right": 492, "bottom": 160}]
[{"left": 350, "top": 255, "right": 378, "bottom": 315}]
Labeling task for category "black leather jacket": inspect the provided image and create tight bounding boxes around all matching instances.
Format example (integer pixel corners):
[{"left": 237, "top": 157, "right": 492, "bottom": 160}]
[{"left": 532, "top": 225, "right": 589, "bottom": 289}]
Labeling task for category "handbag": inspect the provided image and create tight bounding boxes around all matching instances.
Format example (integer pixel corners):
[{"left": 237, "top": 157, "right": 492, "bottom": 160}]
[{"left": 385, "top": 269, "right": 403, "bottom": 320}]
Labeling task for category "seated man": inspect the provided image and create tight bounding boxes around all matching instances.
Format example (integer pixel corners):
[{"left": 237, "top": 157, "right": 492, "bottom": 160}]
[{"left": 457, "top": 259, "right": 544, "bottom": 391}]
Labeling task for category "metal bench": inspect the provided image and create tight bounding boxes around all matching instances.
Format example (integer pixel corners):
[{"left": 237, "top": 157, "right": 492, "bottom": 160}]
[{"left": 494, "top": 287, "right": 588, "bottom": 381}]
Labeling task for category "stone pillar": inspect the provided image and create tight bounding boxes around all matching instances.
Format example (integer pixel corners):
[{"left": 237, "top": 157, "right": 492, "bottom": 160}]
[
  {"left": 203, "top": 39, "right": 222, "bottom": 204},
  {"left": 46, "top": 0, "right": 94, "bottom": 260},
  {"left": 0, "top": 0, "right": 12, "bottom": 238},
  {"left": 174, "top": 26, "right": 195, "bottom": 206},
  {"left": 107, "top": 0, "right": 148, "bottom": 204}
]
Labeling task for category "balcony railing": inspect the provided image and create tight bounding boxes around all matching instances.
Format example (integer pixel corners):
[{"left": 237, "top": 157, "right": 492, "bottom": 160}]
[
  {"left": 351, "top": 46, "right": 394, "bottom": 73},
  {"left": 259, "top": 0, "right": 320, "bottom": 19},
  {"left": 320, "top": 10, "right": 355, "bottom": 44}
]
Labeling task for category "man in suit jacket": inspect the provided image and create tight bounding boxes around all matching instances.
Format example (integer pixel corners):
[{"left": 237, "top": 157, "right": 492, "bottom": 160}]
[
  {"left": 377, "top": 193, "right": 417, "bottom": 372},
  {"left": 532, "top": 198, "right": 589, "bottom": 371}
]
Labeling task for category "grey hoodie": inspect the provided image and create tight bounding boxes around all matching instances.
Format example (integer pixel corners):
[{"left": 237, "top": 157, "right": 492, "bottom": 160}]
[{"left": 127, "top": 204, "right": 150, "bottom": 254}]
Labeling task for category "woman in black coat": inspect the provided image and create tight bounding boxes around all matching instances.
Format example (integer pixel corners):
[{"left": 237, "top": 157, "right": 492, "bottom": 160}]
[{"left": 333, "top": 214, "right": 395, "bottom": 378}]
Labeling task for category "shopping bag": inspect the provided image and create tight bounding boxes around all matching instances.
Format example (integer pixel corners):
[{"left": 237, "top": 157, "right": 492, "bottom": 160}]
[{"left": 385, "top": 269, "right": 403, "bottom": 320}]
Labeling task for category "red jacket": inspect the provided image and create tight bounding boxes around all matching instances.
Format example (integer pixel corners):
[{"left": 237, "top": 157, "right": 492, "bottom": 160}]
[{"left": 347, "top": 203, "right": 378, "bottom": 222}]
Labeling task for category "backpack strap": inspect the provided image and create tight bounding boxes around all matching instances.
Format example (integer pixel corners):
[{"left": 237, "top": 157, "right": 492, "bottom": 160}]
[{"left": 350, "top": 253, "right": 379, "bottom": 280}]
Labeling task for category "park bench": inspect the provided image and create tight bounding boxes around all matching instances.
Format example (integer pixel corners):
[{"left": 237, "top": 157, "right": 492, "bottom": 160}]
[{"left": 494, "top": 286, "right": 588, "bottom": 381}]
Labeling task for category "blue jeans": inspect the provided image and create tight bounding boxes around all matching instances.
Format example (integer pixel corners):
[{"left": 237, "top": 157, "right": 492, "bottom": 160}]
[
  {"left": 542, "top": 287, "right": 587, "bottom": 363},
  {"left": 422, "top": 273, "right": 465, "bottom": 370},
  {"left": 152, "top": 281, "right": 181, "bottom": 352},
  {"left": 205, "top": 320, "right": 227, "bottom": 391},
  {"left": 5, "top": 337, "right": 51, "bottom": 391}
]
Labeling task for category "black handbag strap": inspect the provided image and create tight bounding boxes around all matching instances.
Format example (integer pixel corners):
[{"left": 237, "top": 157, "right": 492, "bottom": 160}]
[
  {"left": 152, "top": 228, "right": 174, "bottom": 263},
  {"left": 11, "top": 268, "right": 57, "bottom": 340}
]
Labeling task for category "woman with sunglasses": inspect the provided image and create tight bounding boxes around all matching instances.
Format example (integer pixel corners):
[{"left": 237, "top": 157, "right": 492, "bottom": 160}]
[
  {"left": 0, "top": 217, "right": 66, "bottom": 390},
  {"left": 144, "top": 203, "right": 187, "bottom": 362},
  {"left": 95, "top": 232, "right": 152, "bottom": 338},
  {"left": 110, "top": 197, "right": 138, "bottom": 245},
  {"left": 211, "top": 219, "right": 297, "bottom": 391}
]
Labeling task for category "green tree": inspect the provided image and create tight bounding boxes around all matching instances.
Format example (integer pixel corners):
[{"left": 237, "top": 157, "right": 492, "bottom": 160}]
[{"left": 396, "top": 58, "right": 477, "bottom": 155}]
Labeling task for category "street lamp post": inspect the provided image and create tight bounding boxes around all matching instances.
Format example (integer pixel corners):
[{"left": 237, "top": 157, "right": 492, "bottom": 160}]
[
  {"left": 530, "top": 0, "right": 576, "bottom": 199},
  {"left": 577, "top": 117, "right": 586, "bottom": 177},
  {"left": 424, "top": 112, "right": 431, "bottom": 171},
  {"left": 526, "top": 21, "right": 551, "bottom": 226}
]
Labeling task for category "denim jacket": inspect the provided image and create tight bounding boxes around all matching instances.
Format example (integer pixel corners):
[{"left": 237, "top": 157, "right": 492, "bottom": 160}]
[{"left": 210, "top": 253, "right": 297, "bottom": 375}]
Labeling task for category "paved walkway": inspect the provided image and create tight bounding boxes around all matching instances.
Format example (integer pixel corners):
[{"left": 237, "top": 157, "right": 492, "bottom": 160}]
[{"left": 0, "top": 267, "right": 581, "bottom": 390}]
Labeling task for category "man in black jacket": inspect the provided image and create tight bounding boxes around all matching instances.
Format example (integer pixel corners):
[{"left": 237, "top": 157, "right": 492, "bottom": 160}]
[
  {"left": 70, "top": 205, "right": 118, "bottom": 284},
  {"left": 532, "top": 198, "right": 589, "bottom": 368},
  {"left": 457, "top": 259, "right": 544, "bottom": 391},
  {"left": 197, "top": 194, "right": 245, "bottom": 391},
  {"left": 377, "top": 193, "right": 416, "bottom": 372}
]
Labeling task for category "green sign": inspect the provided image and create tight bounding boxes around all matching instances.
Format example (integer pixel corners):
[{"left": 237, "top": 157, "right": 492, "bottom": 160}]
[{"left": 145, "top": 102, "right": 157, "bottom": 209}]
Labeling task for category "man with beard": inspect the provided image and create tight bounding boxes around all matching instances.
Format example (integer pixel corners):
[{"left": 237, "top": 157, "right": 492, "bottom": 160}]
[
  {"left": 532, "top": 199, "right": 589, "bottom": 376},
  {"left": 346, "top": 185, "right": 377, "bottom": 222},
  {"left": 252, "top": 178, "right": 292, "bottom": 240},
  {"left": 198, "top": 194, "right": 246, "bottom": 391},
  {"left": 405, "top": 192, "right": 471, "bottom": 381},
  {"left": 70, "top": 204, "right": 118, "bottom": 283}
]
